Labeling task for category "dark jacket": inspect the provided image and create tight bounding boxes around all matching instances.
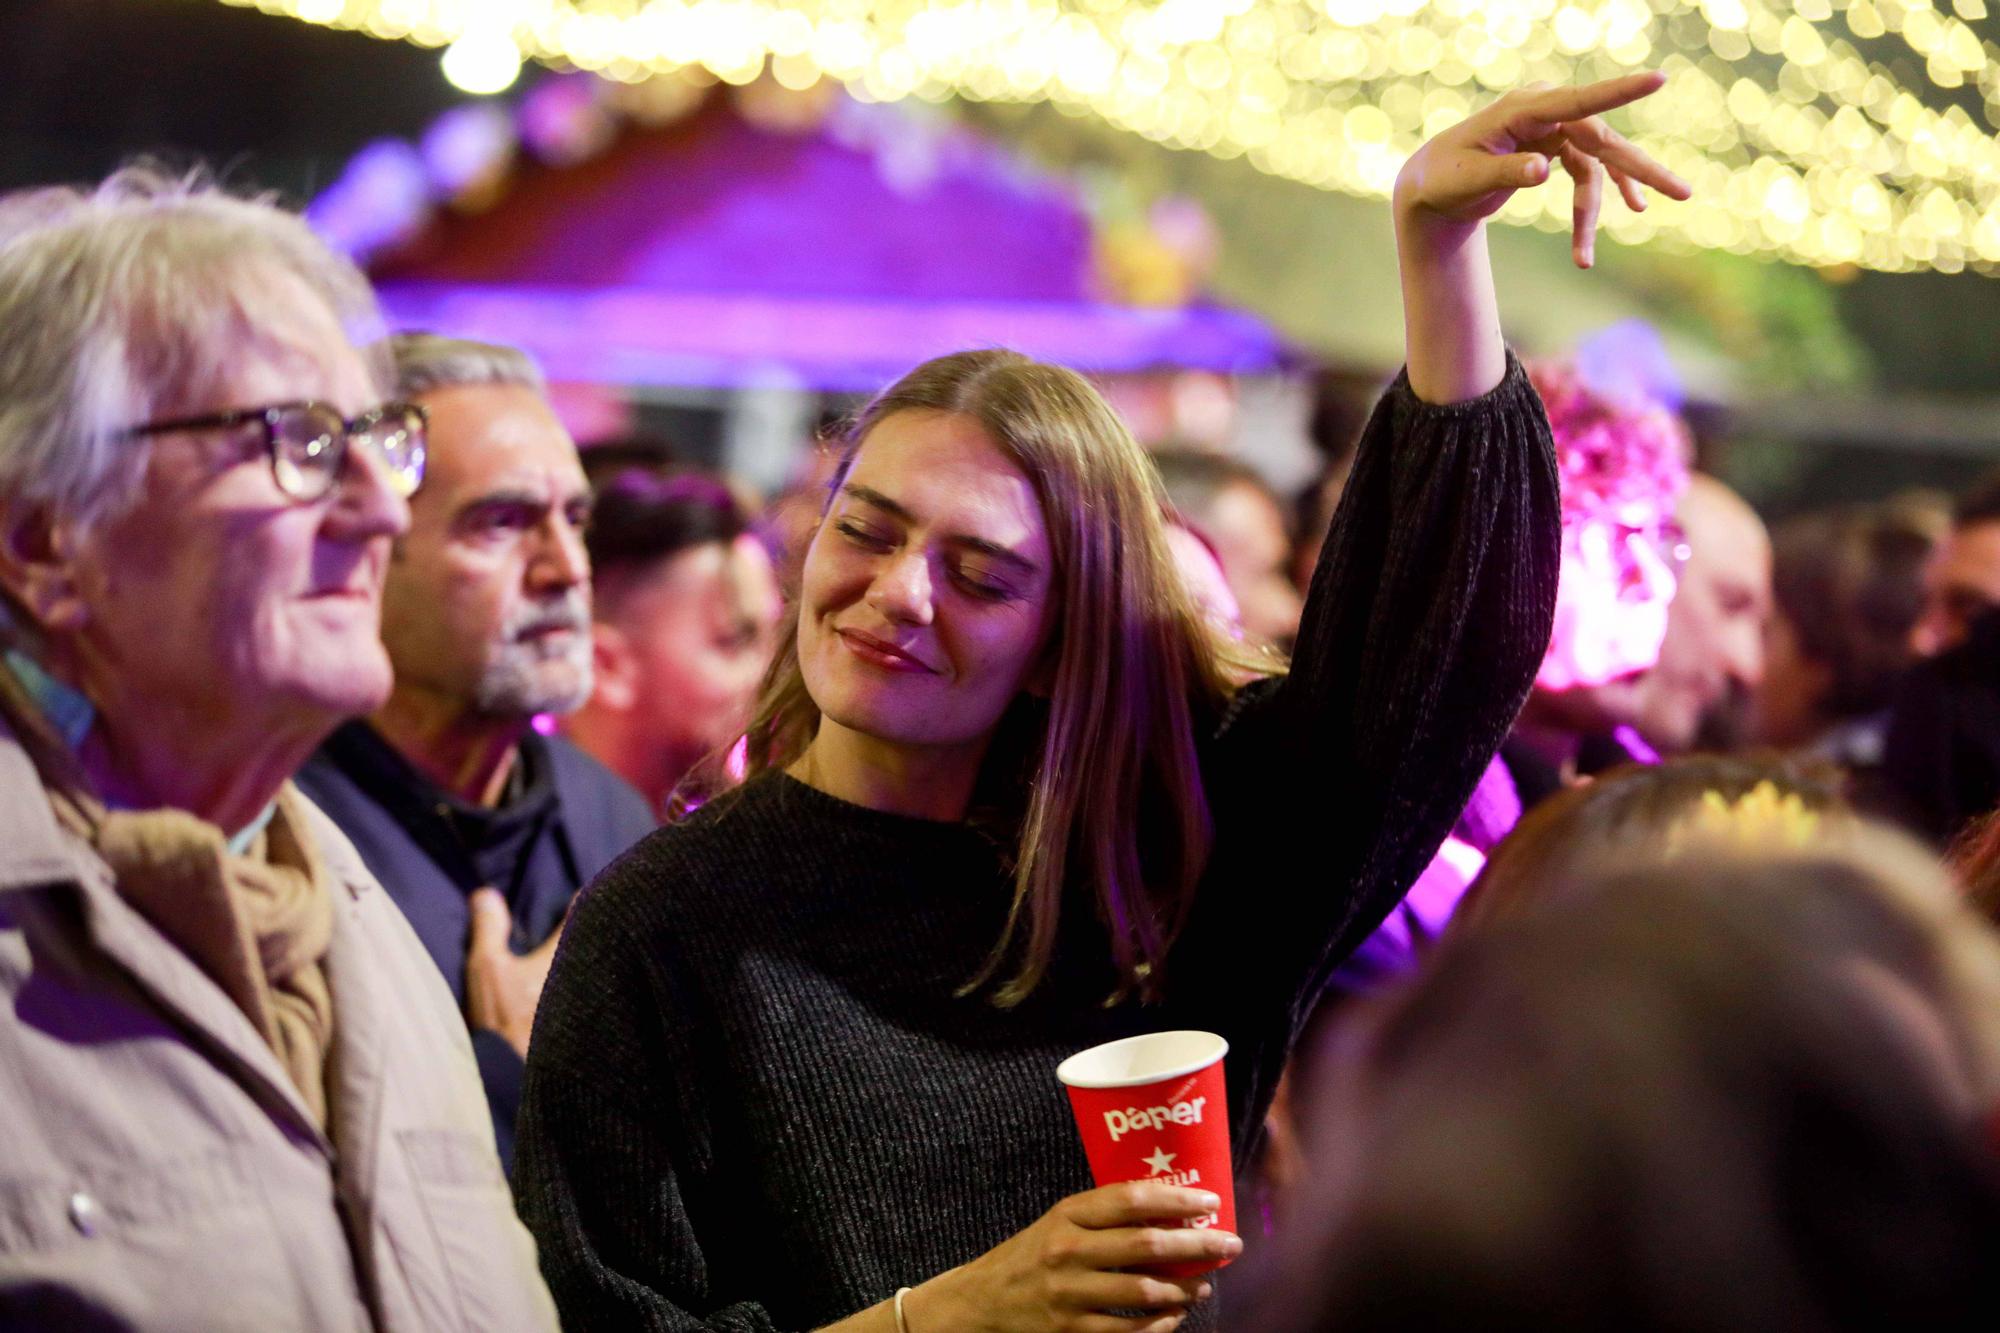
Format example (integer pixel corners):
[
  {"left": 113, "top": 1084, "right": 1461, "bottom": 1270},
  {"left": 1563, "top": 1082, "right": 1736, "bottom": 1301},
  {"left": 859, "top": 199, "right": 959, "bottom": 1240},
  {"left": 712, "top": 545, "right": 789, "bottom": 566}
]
[{"left": 296, "top": 722, "right": 655, "bottom": 1168}]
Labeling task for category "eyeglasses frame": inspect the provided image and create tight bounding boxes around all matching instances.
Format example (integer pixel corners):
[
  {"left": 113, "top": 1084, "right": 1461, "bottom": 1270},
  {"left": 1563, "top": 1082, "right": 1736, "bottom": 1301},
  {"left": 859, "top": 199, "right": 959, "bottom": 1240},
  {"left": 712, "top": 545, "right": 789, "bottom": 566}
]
[{"left": 119, "top": 399, "right": 429, "bottom": 501}]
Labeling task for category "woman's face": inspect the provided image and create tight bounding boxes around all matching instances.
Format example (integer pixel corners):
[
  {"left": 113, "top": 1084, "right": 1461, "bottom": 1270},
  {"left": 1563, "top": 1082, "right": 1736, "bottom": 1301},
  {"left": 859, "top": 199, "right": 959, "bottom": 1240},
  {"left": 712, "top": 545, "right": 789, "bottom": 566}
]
[{"left": 797, "top": 409, "right": 1056, "bottom": 761}]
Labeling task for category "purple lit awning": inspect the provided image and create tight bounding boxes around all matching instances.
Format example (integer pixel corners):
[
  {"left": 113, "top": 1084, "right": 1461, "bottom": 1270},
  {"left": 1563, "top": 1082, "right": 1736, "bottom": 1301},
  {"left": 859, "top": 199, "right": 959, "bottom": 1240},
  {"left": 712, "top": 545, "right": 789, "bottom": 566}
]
[{"left": 346, "top": 90, "right": 1288, "bottom": 389}]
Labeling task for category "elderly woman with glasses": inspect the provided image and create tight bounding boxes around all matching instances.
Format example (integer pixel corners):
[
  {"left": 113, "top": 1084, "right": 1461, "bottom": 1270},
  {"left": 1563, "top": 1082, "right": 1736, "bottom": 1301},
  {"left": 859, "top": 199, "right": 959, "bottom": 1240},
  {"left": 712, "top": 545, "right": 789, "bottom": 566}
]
[{"left": 0, "top": 170, "right": 557, "bottom": 1330}]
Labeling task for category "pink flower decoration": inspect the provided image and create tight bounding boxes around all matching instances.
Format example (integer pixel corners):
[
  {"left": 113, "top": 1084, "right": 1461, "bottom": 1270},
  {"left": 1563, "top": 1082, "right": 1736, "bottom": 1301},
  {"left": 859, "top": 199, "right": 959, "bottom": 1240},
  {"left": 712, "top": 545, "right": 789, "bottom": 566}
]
[{"left": 1528, "top": 360, "right": 1692, "bottom": 692}]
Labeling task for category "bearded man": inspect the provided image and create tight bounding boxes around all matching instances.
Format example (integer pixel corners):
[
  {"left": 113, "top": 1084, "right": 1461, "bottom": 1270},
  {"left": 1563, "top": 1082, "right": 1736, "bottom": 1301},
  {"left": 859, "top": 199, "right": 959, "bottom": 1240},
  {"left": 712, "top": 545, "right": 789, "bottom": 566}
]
[{"left": 297, "top": 334, "right": 653, "bottom": 1169}]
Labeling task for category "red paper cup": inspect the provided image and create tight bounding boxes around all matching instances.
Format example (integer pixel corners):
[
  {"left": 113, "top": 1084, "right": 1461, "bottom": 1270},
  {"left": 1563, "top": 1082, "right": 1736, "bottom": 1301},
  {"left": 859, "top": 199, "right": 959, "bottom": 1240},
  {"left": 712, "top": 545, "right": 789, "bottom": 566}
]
[{"left": 1056, "top": 1030, "right": 1233, "bottom": 1276}]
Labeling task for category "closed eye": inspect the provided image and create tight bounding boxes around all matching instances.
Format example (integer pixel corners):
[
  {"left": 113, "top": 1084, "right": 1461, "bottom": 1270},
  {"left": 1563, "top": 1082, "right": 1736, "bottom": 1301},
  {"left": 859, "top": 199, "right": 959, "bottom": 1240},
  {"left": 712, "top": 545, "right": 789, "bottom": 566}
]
[
  {"left": 951, "top": 564, "right": 1018, "bottom": 602},
  {"left": 834, "top": 519, "right": 896, "bottom": 552}
]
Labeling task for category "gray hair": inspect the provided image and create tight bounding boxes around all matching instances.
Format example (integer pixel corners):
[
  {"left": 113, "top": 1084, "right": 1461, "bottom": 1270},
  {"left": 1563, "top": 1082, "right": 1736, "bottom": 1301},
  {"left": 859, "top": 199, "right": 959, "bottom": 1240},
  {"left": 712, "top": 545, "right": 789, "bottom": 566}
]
[
  {"left": 0, "top": 164, "right": 388, "bottom": 531},
  {"left": 388, "top": 332, "right": 545, "bottom": 399}
]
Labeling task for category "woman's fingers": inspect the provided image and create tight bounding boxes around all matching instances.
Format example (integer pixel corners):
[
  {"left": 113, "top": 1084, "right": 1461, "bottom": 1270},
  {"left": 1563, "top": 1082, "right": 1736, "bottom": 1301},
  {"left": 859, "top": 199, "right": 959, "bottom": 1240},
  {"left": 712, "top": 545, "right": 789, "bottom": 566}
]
[
  {"left": 1608, "top": 163, "right": 1649, "bottom": 213},
  {"left": 1076, "top": 1223, "right": 1243, "bottom": 1272},
  {"left": 1066, "top": 1271, "right": 1211, "bottom": 1312},
  {"left": 1415, "top": 147, "right": 1551, "bottom": 217},
  {"left": 1522, "top": 69, "right": 1668, "bottom": 128},
  {"left": 1065, "top": 1183, "right": 1220, "bottom": 1229},
  {"left": 1561, "top": 142, "right": 1604, "bottom": 268},
  {"left": 1563, "top": 115, "right": 1691, "bottom": 200}
]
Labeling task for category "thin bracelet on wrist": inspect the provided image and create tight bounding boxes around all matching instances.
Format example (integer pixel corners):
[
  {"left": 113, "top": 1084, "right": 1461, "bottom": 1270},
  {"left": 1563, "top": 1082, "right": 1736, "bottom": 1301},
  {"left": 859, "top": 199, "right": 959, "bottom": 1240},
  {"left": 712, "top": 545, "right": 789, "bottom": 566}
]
[{"left": 893, "top": 1286, "right": 913, "bottom": 1333}]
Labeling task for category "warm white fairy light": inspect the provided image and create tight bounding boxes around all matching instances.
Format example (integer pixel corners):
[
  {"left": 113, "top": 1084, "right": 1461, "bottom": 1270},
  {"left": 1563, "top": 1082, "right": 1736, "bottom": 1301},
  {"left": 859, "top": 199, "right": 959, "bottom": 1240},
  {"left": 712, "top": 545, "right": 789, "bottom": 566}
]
[{"left": 212, "top": 0, "right": 2000, "bottom": 273}]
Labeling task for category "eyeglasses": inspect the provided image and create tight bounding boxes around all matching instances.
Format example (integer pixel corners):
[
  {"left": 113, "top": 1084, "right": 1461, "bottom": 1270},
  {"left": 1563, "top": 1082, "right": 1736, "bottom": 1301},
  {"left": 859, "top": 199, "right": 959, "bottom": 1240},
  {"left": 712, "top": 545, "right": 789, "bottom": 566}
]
[{"left": 121, "top": 400, "right": 428, "bottom": 502}]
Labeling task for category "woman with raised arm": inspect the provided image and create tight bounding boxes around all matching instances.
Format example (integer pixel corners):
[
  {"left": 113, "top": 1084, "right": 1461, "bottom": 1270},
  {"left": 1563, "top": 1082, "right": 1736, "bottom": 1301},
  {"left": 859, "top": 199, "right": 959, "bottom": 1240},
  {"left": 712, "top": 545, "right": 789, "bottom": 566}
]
[{"left": 516, "top": 74, "right": 1689, "bottom": 1333}]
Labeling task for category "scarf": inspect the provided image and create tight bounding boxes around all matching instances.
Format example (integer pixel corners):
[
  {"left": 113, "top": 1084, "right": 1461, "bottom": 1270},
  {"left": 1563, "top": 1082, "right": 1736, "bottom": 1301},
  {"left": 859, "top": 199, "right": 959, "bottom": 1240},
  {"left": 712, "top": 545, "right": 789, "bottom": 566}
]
[
  {"left": 51, "top": 787, "right": 338, "bottom": 1131},
  {"left": 0, "top": 657, "right": 337, "bottom": 1131}
]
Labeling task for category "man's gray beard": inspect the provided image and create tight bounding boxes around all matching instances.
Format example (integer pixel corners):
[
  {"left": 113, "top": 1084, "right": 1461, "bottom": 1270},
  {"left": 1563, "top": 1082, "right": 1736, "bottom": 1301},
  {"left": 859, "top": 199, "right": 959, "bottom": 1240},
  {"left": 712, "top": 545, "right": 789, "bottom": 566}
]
[
  {"left": 473, "top": 642, "right": 594, "bottom": 718},
  {"left": 473, "top": 592, "right": 596, "bottom": 717}
]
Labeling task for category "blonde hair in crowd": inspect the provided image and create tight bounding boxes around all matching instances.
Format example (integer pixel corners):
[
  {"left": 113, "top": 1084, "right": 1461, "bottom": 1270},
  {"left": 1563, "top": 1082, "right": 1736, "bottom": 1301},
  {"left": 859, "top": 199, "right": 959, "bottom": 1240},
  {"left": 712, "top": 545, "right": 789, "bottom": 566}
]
[{"left": 738, "top": 349, "right": 1280, "bottom": 1006}]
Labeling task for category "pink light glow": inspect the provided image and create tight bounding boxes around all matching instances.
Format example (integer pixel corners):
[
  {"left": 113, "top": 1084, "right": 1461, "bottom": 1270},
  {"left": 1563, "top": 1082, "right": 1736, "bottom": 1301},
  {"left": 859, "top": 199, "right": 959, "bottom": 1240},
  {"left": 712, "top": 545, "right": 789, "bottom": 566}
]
[{"left": 1529, "top": 359, "right": 1692, "bottom": 692}]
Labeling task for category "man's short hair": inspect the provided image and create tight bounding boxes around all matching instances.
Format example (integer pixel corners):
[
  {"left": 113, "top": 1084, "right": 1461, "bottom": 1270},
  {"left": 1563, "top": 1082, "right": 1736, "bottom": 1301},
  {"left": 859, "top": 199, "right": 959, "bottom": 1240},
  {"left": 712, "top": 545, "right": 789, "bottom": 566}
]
[
  {"left": 0, "top": 165, "right": 386, "bottom": 531},
  {"left": 387, "top": 332, "right": 545, "bottom": 400},
  {"left": 1954, "top": 467, "right": 2000, "bottom": 530},
  {"left": 585, "top": 465, "right": 750, "bottom": 617}
]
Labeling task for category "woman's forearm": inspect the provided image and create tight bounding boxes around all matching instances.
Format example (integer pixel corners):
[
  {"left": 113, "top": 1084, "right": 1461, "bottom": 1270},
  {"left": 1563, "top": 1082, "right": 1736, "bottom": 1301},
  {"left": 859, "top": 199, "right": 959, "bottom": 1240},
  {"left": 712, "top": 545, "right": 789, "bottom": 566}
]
[{"left": 1395, "top": 203, "right": 1508, "bottom": 407}]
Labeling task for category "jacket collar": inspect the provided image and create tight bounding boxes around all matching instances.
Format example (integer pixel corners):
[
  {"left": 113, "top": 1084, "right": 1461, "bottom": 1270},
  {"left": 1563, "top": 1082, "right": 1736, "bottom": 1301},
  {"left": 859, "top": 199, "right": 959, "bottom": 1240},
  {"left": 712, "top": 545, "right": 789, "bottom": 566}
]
[
  {"left": 0, "top": 713, "right": 95, "bottom": 893},
  {"left": 0, "top": 716, "right": 336, "bottom": 1152}
]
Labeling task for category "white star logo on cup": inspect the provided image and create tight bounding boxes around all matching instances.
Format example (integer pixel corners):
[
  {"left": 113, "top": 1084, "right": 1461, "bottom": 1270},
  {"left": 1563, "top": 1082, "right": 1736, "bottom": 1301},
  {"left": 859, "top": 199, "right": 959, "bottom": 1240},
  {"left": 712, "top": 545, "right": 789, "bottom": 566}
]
[{"left": 1143, "top": 1146, "right": 1178, "bottom": 1176}]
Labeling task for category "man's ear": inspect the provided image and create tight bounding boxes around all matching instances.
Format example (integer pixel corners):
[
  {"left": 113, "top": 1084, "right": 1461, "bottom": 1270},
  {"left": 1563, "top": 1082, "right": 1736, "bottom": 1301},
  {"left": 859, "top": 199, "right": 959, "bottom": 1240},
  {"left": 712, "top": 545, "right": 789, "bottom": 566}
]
[
  {"left": 0, "top": 503, "right": 87, "bottom": 634},
  {"left": 590, "top": 621, "right": 638, "bottom": 711}
]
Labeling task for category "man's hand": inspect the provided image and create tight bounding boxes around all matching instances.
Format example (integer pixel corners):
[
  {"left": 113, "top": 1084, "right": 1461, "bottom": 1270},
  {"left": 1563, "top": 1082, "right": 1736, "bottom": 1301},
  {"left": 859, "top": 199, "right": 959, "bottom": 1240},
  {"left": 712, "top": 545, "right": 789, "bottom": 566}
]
[{"left": 465, "top": 888, "right": 562, "bottom": 1059}]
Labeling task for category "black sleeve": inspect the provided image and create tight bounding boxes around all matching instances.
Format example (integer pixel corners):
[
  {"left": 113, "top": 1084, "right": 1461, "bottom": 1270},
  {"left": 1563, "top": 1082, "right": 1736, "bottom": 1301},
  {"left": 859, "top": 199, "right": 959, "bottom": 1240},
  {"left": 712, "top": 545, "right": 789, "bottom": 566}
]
[
  {"left": 1185, "top": 356, "right": 1559, "bottom": 1120},
  {"left": 513, "top": 861, "right": 786, "bottom": 1333}
]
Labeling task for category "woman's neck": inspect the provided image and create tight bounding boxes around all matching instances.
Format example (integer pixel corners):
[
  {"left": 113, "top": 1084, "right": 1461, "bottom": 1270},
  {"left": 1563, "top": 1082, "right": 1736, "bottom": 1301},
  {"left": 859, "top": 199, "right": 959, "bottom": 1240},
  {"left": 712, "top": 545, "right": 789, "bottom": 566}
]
[{"left": 789, "top": 721, "right": 987, "bottom": 822}]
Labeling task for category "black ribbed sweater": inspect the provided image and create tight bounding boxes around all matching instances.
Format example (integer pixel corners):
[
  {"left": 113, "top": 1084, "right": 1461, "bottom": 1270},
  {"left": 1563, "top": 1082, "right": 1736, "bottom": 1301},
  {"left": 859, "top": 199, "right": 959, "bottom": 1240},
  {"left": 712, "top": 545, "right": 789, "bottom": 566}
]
[{"left": 515, "top": 358, "right": 1561, "bottom": 1332}]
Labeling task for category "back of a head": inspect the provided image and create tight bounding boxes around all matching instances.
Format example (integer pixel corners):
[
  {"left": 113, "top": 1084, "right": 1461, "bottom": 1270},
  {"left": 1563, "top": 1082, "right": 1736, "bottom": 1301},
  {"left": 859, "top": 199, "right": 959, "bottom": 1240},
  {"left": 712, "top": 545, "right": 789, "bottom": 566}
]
[
  {"left": 1457, "top": 753, "right": 1846, "bottom": 933},
  {"left": 0, "top": 166, "right": 385, "bottom": 534},
  {"left": 1260, "top": 846, "right": 2000, "bottom": 1332}
]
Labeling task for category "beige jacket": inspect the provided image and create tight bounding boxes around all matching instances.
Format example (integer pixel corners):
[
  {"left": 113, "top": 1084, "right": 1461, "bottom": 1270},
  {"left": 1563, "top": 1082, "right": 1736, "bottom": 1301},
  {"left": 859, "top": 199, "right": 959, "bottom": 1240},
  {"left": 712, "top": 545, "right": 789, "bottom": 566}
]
[{"left": 0, "top": 719, "right": 560, "bottom": 1332}]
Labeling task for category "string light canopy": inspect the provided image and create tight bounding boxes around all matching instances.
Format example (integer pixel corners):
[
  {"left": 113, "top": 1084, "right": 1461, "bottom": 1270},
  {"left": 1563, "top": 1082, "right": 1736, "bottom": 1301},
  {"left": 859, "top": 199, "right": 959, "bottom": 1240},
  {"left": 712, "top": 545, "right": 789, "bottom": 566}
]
[{"left": 215, "top": 0, "right": 2000, "bottom": 275}]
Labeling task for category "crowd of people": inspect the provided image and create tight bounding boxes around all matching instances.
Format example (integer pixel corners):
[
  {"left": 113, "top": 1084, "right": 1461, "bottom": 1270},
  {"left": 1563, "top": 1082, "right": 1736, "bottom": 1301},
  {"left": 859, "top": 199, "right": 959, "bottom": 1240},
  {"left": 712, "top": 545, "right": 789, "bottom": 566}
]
[{"left": 1, "top": 68, "right": 1997, "bottom": 1332}]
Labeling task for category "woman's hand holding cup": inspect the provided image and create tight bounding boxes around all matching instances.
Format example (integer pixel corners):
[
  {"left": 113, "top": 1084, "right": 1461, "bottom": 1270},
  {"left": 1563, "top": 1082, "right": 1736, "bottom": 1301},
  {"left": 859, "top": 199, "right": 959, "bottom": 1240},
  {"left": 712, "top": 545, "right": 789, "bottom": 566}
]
[{"left": 903, "top": 1181, "right": 1239, "bottom": 1333}]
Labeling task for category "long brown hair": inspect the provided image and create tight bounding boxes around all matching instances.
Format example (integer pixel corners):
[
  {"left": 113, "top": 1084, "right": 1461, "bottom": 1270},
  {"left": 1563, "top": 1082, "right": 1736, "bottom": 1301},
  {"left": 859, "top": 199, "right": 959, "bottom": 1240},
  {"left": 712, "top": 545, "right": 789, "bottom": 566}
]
[{"left": 737, "top": 349, "right": 1278, "bottom": 1005}]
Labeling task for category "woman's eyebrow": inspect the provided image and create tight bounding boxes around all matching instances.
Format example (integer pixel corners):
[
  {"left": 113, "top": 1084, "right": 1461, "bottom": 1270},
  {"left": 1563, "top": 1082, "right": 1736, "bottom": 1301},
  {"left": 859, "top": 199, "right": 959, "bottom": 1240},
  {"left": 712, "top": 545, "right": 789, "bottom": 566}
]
[{"left": 842, "top": 483, "right": 1040, "bottom": 574}]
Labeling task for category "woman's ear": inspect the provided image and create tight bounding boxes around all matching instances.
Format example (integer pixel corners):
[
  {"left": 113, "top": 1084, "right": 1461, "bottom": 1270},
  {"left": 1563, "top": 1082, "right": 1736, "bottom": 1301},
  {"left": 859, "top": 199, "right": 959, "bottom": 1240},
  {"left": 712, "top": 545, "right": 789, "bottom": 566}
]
[
  {"left": 0, "top": 503, "right": 88, "bottom": 633},
  {"left": 590, "top": 621, "right": 639, "bottom": 712}
]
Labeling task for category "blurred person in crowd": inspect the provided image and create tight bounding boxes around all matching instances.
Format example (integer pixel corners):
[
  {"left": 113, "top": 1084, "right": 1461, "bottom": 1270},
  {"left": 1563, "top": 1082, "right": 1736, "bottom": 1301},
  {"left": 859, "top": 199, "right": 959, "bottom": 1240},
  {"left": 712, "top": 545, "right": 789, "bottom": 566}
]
[
  {"left": 1752, "top": 503, "right": 1933, "bottom": 778},
  {"left": 1252, "top": 837, "right": 2000, "bottom": 1333},
  {"left": 1327, "top": 355, "right": 1693, "bottom": 997},
  {"left": 1912, "top": 468, "right": 2000, "bottom": 658},
  {"left": 1152, "top": 448, "right": 1305, "bottom": 650},
  {"left": 0, "top": 171, "right": 554, "bottom": 1328},
  {"left": 1454, "top": 753, "right": 1844, "bottom": 932},
  {"left": 577, "top": 430, "right": 678, "bottom": 484},
  {"left": 1872, "top": 606, "right": 2000, "bottom": 848},
  {"left": 1291, "top": 754, "right": 1844, "bottom": 1154},
  {"left": 1629, "top": 472, "right": 1770, "bottom": 755},
  {"left": 1290, "top": 368, "right": 1375, "bottom": 594},
  {"left": 564, "top": 466, "right": 782, "bottom": 814},
  {"left": 1164, "top": 517, "right": 1248, "bottom": 641},
  {"left": 765, "top": 431, "right": 846, "bottom": 589},
  {"left": 1949, "top": 804, "right": 2000, "bottom": 932},
  {"left": 516, "top": 73, "right": 1681, "bottom": 1332},
  {"left": 295, "top": 333, "right": 654, "bottom": 1170},
  {"left": 1500, "top": 357, "right": 1692, "bottom": 804}
]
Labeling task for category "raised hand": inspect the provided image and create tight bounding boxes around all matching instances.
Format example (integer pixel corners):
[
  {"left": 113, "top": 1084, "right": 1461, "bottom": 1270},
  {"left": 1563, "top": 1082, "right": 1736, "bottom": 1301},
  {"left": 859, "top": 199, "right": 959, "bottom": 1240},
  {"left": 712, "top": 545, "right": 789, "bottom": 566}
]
[
  {"left": 1392, "top": 71, "right": 1693, "bottom": 405},
  {"left": 1395, "top": 70, "right": 1691, "bottom": 269}
]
